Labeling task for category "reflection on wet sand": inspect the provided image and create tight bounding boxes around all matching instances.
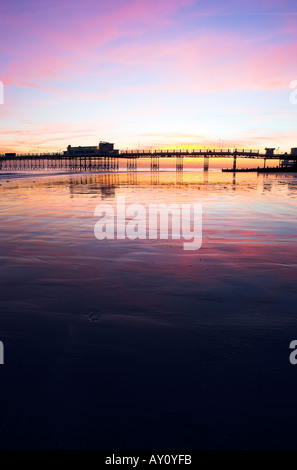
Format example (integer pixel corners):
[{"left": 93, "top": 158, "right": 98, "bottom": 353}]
[{"left": 0, "top": 170, "right": 297, "bottom": 449}]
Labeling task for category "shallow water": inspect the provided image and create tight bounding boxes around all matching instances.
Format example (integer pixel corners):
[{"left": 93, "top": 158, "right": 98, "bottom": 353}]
[{"left": 0, "top": 170, "right": 297, "bottom": 449}]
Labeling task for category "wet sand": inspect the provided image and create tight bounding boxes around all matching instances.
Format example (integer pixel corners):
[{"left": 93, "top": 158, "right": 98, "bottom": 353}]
[{"left": 0, "top": 170, "right": 297, "bottom": 449}]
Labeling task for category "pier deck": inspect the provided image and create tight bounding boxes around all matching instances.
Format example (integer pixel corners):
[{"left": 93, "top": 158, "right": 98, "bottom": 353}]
[{"left": 0, "top": 148, "right": 295, "bottom": 172}]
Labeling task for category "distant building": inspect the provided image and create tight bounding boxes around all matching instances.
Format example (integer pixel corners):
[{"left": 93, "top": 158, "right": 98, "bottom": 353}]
[
  {"left": 98, "top": 142, "right": 116, "bottom": 154},
  {"left": 65, "top": 145, "right": 97, "bottom": 155},
  {"left": 280, "top": 160, "right": 296, "bottom": 168},
  {"left": 265, "top": 148, "right": 275, "bottom": 156},
  {"left": 280, "top": 148, "right": 297, "bottom": 168},
  {"left": 64, "top": 141, "right": 118, "bottom": 156}
]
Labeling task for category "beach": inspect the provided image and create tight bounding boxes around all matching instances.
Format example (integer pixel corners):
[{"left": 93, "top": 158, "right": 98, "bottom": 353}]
[{"left": 0, "top": 170, "right": 297, "bottom": 448}]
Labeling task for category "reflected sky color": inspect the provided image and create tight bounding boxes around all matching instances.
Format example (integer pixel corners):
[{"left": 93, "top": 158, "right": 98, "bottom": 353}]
[
  {"left": 1, "top": 0, "right": 297, "bottom": 153},
  {"left": 1, "top": 170, "right": 297, "bottom": 270},
  {"left": 1, "top": 171, "right": 297, "bottom": 448},
  {"left": 1, "top": 170, "right": 297, "bottom": 325}
]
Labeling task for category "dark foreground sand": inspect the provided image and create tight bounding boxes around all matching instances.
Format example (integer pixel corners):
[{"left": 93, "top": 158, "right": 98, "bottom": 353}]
[{"left": 0, "top": 171, "right": 297, "bottom": 449}]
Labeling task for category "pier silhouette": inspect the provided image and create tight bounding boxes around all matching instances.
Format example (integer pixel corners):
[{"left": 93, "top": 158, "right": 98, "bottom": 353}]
[{"left": 0, "top": 145, "right": 296, "bottom": 172}]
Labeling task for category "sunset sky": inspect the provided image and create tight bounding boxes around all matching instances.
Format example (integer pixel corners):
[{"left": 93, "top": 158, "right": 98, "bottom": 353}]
[{"left": 1, "top": 0, "right": 297, "bottom": 153}]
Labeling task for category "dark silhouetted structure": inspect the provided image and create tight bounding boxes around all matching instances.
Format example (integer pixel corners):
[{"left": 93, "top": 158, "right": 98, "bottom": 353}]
[{"left": 65, "top": 141, "right": 119, "bottom": 156}]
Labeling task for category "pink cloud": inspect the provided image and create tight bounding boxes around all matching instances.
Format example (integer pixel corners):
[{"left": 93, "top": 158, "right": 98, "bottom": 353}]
[
  {"left": 1, "top": 0, "right": 297, "bottom": 153},
  {"left": 1, "top": 0, "right": 194, "bottom": 86},
  {"left": 1, "top": 0, "right": 296, "bottom": 93}
]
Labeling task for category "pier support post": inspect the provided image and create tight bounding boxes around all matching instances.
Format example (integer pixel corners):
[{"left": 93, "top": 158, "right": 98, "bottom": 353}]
[
  {"left": 204, "top": 155, "right": 209, "bottom": 171},
  {"left": 127, "top": 157, "right": 137, "bottom": 171},
  {"left": 151, "top": 156, "right": 159, "bottom": 171},
  {"left": 176, "top": 155, "right": 183, "bottom": 171},
  {"left": 233, "top": 155, "right": 237, "bottom": 172}
]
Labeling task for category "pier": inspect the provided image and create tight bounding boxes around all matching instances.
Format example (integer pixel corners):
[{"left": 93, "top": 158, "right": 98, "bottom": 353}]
[{"left": 0, "top": 145, "right": 296, "bottom": 172}]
